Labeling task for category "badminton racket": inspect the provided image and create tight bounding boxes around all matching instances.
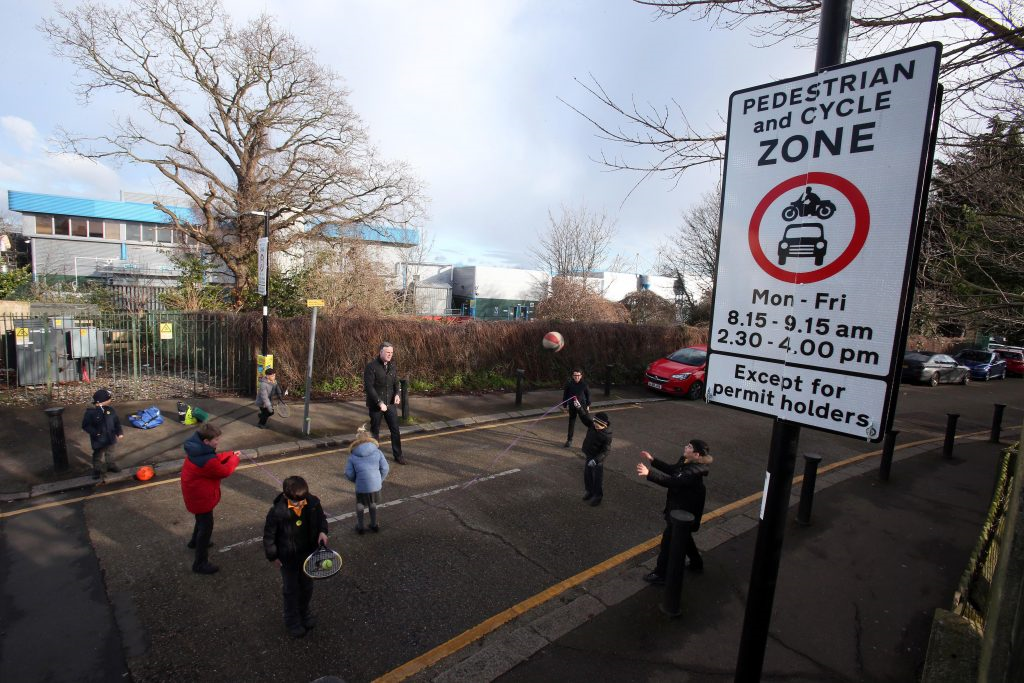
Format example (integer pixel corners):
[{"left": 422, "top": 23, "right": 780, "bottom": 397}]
[
  {"left": 273, "top": 391, "right": 291, "bottom": 418},
  {"left": 303, "top": 542, "right": 342, "bottom": 579}
]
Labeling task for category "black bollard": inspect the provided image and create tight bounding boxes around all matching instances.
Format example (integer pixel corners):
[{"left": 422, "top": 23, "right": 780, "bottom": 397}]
[
  {"left": 879, "top": 430, "right": 899, "bottom": 482},
  {"left": 660, "top": 509, "right": 695, "bottom": 617},
  {"left": 515, "top": 369, "right": 525, "bottom": 406},
  {"left": 176, "top": 401, "right": 187, "bottom": 423},
  {"left": 990, "top": 404, "right": 1006, "bottom": 443},
  {"left": 44, "top": 407, "right": 70, "bottom": 473},
  {"left": 604, "top": 363, "right": 613, "bottom": 397},
  {"left": 400, "top": 378, "right": 409, "bottom": 420},
  {"left": 795, "top": 454, "right": 823, "bottom": 525},
  {"left": 942, "top": 413, "right": 960, "bottom": 459}
]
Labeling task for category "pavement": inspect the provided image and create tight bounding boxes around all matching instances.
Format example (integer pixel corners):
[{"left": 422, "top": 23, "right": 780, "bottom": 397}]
[{"left": 1, "top": 385, "right": 1018, "bottom": 682}]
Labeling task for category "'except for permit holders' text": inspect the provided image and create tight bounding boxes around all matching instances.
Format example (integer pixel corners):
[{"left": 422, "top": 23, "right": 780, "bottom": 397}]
[{"left": 707, "top": 356, "right": 887, "bottom": 439}]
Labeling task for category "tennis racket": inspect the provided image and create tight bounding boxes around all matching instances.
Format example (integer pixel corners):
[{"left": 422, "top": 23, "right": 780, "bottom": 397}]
[
  {"left": 303, "top": 542, "right": 342, "bottom": 579},
  {"left": 273, "top": 392, "right": 291, "bottom": 418}
]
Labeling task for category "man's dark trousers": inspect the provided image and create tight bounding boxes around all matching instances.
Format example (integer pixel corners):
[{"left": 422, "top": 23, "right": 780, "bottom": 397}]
[
  {"left": 370, "top": 404, "right": 403, "bottom": 460},
  {"left": 567, "top": 404, "right": 586, "bottom": 442}
]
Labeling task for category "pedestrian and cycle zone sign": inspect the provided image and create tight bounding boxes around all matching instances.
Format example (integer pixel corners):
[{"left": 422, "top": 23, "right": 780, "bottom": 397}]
[{"left": 706, "top": 43, "right": 942, "bottom": 440}]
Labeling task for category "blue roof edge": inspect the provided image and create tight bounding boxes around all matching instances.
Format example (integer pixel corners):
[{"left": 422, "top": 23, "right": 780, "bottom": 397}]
[{"left": 7, "top": 190, "right": 194, "bottom": 224}]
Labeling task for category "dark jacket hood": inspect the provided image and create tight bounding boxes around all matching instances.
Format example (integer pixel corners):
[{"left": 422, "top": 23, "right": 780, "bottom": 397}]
[{"left": 183, "top": 432, "right": 217, "bottom": 467}]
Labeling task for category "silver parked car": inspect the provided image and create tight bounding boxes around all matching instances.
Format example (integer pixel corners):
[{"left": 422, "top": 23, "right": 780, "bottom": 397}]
[{"left": 901, "top": 352, "right": 971, "bottom": 386}]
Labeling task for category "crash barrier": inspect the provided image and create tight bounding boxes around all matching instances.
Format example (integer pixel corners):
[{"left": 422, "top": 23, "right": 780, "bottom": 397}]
[{"left": 921, "top": 434, "right": 1024, "bottom": 683}]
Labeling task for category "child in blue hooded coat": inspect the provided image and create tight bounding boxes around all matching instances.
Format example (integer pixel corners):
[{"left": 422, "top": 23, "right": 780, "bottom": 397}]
[{"left": 344, "top": 430, "right": 390, "bottom": 534}]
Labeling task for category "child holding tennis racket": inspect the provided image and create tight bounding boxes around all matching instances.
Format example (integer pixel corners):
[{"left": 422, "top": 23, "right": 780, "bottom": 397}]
[
  {"left": 344, "top": 430, "right": 390, "bottom": 534},
  {"left": 256, "top": 367, "right": 285, "bottom": 428},
  {"left": 263, "top": 476, "right": 329, "bottom": 639}
]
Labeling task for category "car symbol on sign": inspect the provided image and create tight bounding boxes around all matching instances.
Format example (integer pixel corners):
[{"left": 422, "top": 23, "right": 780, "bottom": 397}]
[{"left": 777, "top": 222, "right": 827, "bottom": 266}]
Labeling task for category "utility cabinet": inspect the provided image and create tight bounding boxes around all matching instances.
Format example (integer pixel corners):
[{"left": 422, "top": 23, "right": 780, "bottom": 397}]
[{"left": 5, "top": 317, "right": 103, "bottom": 386}]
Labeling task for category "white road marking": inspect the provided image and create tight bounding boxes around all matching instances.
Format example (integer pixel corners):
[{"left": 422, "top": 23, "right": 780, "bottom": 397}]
[{"left": 217, "top": 468, "right": 522, "bottom": 553}]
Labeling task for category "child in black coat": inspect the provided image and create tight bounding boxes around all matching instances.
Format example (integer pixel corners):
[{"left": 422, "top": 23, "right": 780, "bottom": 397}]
[
  {"left": 574, "top": 402, "right": 612, "bottom": 506},
  {"left": 637, "top": 439, "right": 713, "bottom": 584},
  {"left": 263, "top": 476, "right": 329, "bottom": 638},
  {"left": 81, "top": 388, "right": 123, "bottom": 478}
]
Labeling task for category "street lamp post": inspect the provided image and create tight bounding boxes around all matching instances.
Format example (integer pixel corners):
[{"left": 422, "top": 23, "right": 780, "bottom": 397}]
[
  {"left": 246, "top": 210, "right": 271, "bottom": 355},
  {"left": 260, "top": 211, "right": 269, "bottom": 355}
]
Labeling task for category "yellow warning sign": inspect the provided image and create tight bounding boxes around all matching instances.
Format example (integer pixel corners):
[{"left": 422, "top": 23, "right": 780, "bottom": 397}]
[
  {"left": 15, "top": 327, "right": 29, "bottom": 345},
  {"left": 306, "top": 299, "right": 325, "bottom": 307},
  {"left": 159, "top": 322, "right": 173, "bottom": 340}
]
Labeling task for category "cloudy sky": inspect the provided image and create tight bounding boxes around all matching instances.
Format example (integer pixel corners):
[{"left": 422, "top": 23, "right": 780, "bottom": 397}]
[{"left": 1, "top": 0, "right": 812, "bottom": 271}]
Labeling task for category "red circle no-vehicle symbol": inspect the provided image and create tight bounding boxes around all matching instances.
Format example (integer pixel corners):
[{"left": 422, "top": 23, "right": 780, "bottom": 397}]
[{"left": 748, "top": 172, "right": 870, "bottom": 284}]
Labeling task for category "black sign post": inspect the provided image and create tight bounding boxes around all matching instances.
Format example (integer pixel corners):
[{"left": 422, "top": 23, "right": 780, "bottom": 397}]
[{"left": 734, "top": 2, "right": 852, "bottom": 680}]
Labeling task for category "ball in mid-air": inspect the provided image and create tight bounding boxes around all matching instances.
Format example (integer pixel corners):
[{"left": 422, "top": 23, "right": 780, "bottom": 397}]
[
  {"left": 322, "top": 559, "right": 333, "bottom": 569},
  {"left": 542, "top": 331, "right": 565, "bottom": 352}
]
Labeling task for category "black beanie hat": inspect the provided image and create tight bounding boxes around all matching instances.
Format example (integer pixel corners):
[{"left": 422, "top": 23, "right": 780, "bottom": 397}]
[
  {"left": 92, "top": 388, "right": 112, "bottom": 404},
  {"left": 594, "top": 412, "right": 610, "bottom": 426}
]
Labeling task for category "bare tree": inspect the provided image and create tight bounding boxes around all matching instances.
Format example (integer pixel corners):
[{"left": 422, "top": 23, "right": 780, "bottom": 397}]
[
  {"left": 655, "top": 183, "right": 720, "bottom": 296},
  {"left": 567, "top": 0, "right": 1024, "bottom": 183},
  {"left": 529, "top": 204, "right": 625, "bottom": 279},
  {"left": 41, "top": 0, "right": 424, "bottom": 307}
]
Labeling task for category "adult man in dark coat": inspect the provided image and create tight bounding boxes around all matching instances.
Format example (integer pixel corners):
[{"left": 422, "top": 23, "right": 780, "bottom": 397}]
[
  {"left": 561, "top": 369, "right": 591, "bottom": 448},
  {"left": 363, "top": 342, "right": 405, "bottom": 464}
]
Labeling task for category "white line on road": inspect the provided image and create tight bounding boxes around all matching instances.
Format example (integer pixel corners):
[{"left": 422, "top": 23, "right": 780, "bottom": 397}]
[{"left": 217, "top": 468, "right": 522, "bottom": 553}]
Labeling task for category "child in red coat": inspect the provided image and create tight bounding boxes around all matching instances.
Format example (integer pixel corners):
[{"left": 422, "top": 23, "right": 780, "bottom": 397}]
[{"left": 180, "top": 423, "right": 240, "bottom": 574}]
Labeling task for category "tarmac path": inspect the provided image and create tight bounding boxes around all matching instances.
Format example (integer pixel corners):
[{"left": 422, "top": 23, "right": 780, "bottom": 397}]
[{"left": 0, "top": 379, "right": 1020, "bottom": 682}]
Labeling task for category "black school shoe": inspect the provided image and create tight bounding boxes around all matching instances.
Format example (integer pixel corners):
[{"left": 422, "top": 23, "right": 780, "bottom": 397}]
[
  {"left": 302, "top": 613, "right": 317, "bottom": 630},
  {"left": 589, "top": 496, "right": 602, "bottom": 507},
  {"left": 105, "top": 462, "right": 121, "bottom": 473},
  {"left": 287, "top": 624, "right": 307, "bottom": 638},
  {"left": 192, "top": 562, "right": 219, "bottom": 575}
]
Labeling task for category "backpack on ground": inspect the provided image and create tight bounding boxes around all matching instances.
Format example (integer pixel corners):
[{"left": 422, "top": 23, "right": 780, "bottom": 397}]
[{"left": 129, "top": 406, "right": 165, "bottom": 430}]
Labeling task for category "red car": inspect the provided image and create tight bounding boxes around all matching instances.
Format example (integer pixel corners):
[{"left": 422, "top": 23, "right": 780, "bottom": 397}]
[
  {"left": 996, "top": 349, "right": 1024, "bottom": 377},
  {"left": 644, "top": 345, "right": 707, "bottom": 400}
]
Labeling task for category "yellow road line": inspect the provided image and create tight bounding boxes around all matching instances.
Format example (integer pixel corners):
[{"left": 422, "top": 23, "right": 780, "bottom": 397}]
[
  {"left": 0, "top": 405, "right": 640, "bottom": 519},
  {"left": 372, "top": 428, "right": 993, "bottom": 683}
]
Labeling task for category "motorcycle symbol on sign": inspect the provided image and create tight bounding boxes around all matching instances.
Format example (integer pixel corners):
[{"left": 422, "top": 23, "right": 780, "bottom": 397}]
[
  {"left": 777, "top": 186, "right": 837, "bottom": 267},
  {"left": 781, "top": 186, "right": 836, "bottom": 221}
]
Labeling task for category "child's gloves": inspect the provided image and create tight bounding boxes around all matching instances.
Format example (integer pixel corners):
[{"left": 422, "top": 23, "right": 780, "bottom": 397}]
[{"left": 586, "top": 459, "right": 597, "bottom": 467}]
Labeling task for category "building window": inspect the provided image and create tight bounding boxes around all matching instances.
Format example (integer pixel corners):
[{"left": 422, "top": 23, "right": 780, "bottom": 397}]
[
  {"left": 125, "top": 223, "right": 141, "bottom": 241},
  {"left": 142, "top": 224, "right": 156, "bottom": 242},
  {"left": 103, "top": 221, "right": 121, "bottom": 240},
  {"left": 88, "top": 220, "right": 104, "bottom": 238},
  {"left": 54, "top": 216, "right": 70, "bottom": 236},
  {"left": 35, "top": 215, "right": 53, "bottom": 235},
  {"left": 70, "top": 218, "right": 88, "bottom": 237},
  {"left": 156, "top": 226, "right": 173, "bottom": 243}
]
